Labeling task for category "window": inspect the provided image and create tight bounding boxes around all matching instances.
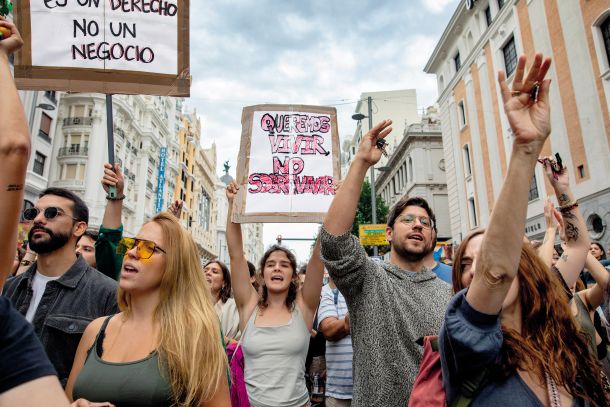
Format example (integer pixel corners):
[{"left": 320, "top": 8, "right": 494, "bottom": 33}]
[
  {"left": 39, "top": 112, "right": 52, "bottom": 141},
  {"left": 528, "top": 174, "right": 539, "bottom": 201},
  {"left": 578, "top": 165, "right": 586, "bottom": 178},
  {"left": 33, "top": 152, "right": 46, "bottom": 176},
  {"left": 408, "top": 157, "right": 413, "bottom": 181},
  {"left": 44, "top": 91, "right": 57, "bottom": 104},
  {"left": 602, "top": 16, "right": 610, "bottom": 67},
  {"left": 468, "top": 197, "right": 478, "bottom": 227},
  {"left": 65, "top": 164, "right": 78, "bottom": 179},
  {"left": 485, "top": 6, "right": 492, "bottom": 27},
  {"left": 463, "top": 145, "right": 472, "bottom": 177},
  {"left": 458, "top": 101, "right": 467, "bottom": 127},
  {"left": 199, "top": 189, "right": 210, "bottom": 229},
  {"left": 497, "top": 0, "right": 505, "bottom": 9},
  {"left": 503, "top": 36, "right": 518, "bottom": 77},
  {"left": 454, "top": 52, "right": 462, "bottom": 72}
]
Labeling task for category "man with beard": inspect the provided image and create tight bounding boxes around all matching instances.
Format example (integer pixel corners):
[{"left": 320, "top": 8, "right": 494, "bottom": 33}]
[
  {"left": 3, "top": 187, "right": 117, "bottom": 387},
  {"left": 320, "top": 119, "right": 451, "bottom": 407}
]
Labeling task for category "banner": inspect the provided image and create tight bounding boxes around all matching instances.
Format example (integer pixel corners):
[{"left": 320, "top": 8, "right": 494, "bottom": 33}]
[
  {"left": 359, "top": 224, "right": 389, "bottom": 246},
  {"left": 155, "top": 147, "right": 167, "bottom": 213},
  {"left": 13, "top": 0, "right": 190, "bottom": 96},
  {"left": 233, "top": 104, "right": 341, "bottom": 223}
]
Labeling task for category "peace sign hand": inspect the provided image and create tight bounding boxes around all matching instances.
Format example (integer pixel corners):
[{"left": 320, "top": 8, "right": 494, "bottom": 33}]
[{"left": 498, "top": 53, "right": 552, "bottom": 148}]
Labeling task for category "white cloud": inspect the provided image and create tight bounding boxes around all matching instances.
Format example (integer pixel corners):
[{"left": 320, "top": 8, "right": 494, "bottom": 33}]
[{"left": 421, "top": 0, "right": 458, "bottom": 14}]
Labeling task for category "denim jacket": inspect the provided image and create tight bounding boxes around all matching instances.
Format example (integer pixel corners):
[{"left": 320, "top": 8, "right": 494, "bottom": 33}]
[{"left": 2, "top": 256, "right": 118, "bottom": 386}]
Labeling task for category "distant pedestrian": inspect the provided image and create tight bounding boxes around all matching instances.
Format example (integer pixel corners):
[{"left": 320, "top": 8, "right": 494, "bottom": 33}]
[
  {"left": 319, "top": 277, "right": 353, "bottom": 407},
  {"left": 204, "top": 259, "right": 241, "bottom": 341}
]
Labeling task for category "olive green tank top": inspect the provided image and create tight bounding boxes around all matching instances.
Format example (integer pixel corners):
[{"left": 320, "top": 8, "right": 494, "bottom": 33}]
[
  {"left": 573, "top": 293, "right": 597, "bottom": 353},
  {"left": 72, "top": 316, "right": 173, "bottom": 406}
]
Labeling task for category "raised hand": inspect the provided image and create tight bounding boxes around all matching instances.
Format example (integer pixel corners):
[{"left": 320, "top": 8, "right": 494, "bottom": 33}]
[
  {"left": 543, "top": 196, "right": 557, "bottom": 229},
  {"left": 540, "top": 155, "right": 569, "bottom": 192},
  {"left": 498, "top": 53, "right": 552, "bottom": 148},
  {"left": 226, "top": 181, "right": 239, "bottom": 203},
  {"left": 100, "top": 163, "right": 125, "bottom": 197},
  {"left": 0, "top": 17, "right": 23, "bottom": 56},
  {"left": 354, "top": 119, "right": 393, "bottom": 166},
  {"left": 167, "top": 200, "right": 183, "bottom": 218}
]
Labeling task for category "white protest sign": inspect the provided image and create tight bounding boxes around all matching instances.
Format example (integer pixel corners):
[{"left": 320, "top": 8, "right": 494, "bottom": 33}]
[
  {"left": 234, "top": 105, "right": 341, "bottom": 223},
  {"left": 14, "top": 0, "right": 190, "bottom": 96}
]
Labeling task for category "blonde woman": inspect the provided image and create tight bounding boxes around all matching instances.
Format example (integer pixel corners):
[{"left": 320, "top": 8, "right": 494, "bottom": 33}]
[{"left": 65, "top": 212, "right": 230, "bottom": 406}]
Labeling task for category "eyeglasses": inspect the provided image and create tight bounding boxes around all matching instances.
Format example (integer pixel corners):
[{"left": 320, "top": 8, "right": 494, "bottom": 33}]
[
  {"left": 117, "top": 237, "right": 166, "bottom": 259},
  {"left": 399, "top": 214, "right": 434, "bottom": 229},
  {"left": 23, "top": 207, "right": 78, "bottom": 222}
]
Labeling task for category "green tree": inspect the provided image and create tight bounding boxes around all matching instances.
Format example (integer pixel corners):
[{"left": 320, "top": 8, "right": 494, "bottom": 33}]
[{"left": 352, "top": 179, "right": 389, "bottom": 255}]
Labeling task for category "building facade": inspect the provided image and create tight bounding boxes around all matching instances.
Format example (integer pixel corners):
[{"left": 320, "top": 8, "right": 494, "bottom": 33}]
[
  {"left": 49, "top": 94, "right": 183, "bottom": 237},
  {"left": 347, "top": 90, "right": 421, "bottom": 171},
  {"left": 20, "top": 90, "right": 61, "bottom": 209},
  {"left": 425, "top": 0, "right": 610, "bottom": 248},
  {"left": 375, "top": 108, "right": 451, "bottom": 240}
]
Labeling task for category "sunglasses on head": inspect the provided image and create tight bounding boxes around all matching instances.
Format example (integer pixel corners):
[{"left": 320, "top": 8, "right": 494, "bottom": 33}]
[
  {"left": 117, "top": 237, "right": 166, "bottom": 260},
  {"left": 23, "top": 207, "right": 78, "bottom": 222}
]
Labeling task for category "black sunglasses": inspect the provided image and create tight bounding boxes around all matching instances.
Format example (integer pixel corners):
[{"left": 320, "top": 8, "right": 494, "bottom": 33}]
[{"left": 23, "top": 207, "right": 78, "bottom": 222}]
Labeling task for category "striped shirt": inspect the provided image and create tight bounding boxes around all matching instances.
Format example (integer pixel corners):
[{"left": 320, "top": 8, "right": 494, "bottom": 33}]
[{"left": 318, "top": 284, "right": 353, "bottom": 400}]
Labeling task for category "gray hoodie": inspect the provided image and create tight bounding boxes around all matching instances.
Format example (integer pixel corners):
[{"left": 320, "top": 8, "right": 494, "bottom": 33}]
[{"left": 320, "top": 227, "right": 452, "bottom": 407}]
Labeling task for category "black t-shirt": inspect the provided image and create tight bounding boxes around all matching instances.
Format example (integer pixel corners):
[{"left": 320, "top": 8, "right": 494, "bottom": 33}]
[{"left": 0, "top": 296, "right": 57, "bottom": 394}]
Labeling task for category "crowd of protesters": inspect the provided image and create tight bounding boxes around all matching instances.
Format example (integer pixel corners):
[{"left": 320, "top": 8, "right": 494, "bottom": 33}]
[{"left": 2, "top": 16, "right": 610, "bottom": 407}]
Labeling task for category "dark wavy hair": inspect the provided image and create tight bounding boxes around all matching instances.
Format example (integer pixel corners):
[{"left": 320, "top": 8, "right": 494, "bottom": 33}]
[
  {"left": 386, "top": 195, "right": 437, "bottom": 233},
  {"left": 203, "top": 259, "right": 232, "bottom": 304},
  {"left": 258, "top": 245, "right": 298, "bottom": 311}
]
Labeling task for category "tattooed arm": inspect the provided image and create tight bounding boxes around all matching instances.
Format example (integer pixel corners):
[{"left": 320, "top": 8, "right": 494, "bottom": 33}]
[
  {"left": 579, "top": 253, "right": 610, "bottom": 311},
  {"left": 0, "top": 20, "right": 30, "bottom": 290},
  {"left": 541, "top": 157, "right": 590, "bottom": 288}
]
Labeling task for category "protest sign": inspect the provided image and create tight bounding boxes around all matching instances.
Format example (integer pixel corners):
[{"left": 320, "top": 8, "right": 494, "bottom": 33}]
[
  {"left": 359, "top": 224, "right": 389, "bottom": 246},
  {"left": 13, "top": 0, "right": 190, "bottom": 96},
  {"left": 233, "top": 104, "right": 341, "bottom": 223}
]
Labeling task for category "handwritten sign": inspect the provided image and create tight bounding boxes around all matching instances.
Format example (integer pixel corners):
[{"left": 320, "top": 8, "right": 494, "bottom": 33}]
[
  {"left": 13, "top": 0, "right": 190, "bottom": 96},
  {"left": 233, "top": 104, "right": 341, "bottom": 223},
  {"left": 359, "top": 224, "right": 389, "bottom": 246}
]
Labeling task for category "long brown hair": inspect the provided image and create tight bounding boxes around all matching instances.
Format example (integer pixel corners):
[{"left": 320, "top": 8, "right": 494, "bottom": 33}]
[
  {"left": 452, "top": 232, "right": 607, "bottom": 406},
  {"left": 258, "top": 245, "right": 298, "bottom": 311},
  {"left": 118, "top": 213, "right": 227, "bottom": 406},
  {"left": 501, "top": 243, "right": 607, "bottom": 406}
]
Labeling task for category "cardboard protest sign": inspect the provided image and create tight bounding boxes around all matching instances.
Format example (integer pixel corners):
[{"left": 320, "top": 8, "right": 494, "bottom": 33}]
[
  {"left": 233, "top": 105, "right": 341, "bottom": 223},
  {"left": 13, "top": 0, "right": 190, "bottom": 96}
]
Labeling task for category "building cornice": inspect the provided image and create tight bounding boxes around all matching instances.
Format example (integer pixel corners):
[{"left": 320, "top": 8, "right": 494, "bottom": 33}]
[{"left": 424, "top": 1, "right": 467, "bottom": 73}]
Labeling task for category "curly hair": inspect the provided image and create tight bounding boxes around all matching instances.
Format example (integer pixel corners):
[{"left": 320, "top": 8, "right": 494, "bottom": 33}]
[
  {"left": 500, "top": 243, "right": 608, "bottom": 406},
  {"left": 258, "top": 245, "right": 298, "bottom": 311},
  {"left": 452, "top": 231, "right": 608, "bottom": 406}
]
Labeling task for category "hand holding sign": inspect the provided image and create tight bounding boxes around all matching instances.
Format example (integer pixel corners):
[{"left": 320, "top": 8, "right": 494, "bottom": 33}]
[{"left": 354, "top": 119, "right": 393, "bottom": 167}]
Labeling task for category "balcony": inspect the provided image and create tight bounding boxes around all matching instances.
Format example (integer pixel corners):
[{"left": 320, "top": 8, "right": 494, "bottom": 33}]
[
  {"left": 58, "top": 146, "right": 89, "bottom": 158},
  {"left": 146, "top": 180, "right": 154, "bottom": 191},
  {"left": 114, "top": 127, "right": 126, "bottom": 139},
  {"left": 62, "top": 117, "right": 93, "bottom": 127},
  {"left": 52, "top": 180, "right": 85, "bottom": 189}
]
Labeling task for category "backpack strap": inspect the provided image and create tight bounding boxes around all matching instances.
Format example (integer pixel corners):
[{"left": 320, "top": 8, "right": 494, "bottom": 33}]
[{"left": 451, "top": 367, "right": 491, "bottom": 407}]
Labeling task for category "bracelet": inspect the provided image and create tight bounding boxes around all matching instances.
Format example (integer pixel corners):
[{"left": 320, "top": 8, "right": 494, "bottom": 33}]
[
  {"left": 558, "top": 200, "right": 578, "bottom": 212},
  {"left": 106, "top": 194, "right": 126, "bottom": 201}
]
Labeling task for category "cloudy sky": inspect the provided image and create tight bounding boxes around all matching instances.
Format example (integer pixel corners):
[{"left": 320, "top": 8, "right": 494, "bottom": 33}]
[{"left": 185, "top": 0, "right": 460, "bottom": 261}]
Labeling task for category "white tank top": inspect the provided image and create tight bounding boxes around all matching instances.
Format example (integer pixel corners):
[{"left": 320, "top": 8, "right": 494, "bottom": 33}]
[{"left": 241, "top": 304, "right": 310, "bottom": 407}]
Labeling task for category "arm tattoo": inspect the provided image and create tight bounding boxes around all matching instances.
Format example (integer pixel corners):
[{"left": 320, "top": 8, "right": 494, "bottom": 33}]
[
  {"left": 558, "top": 193, "right": 570, "bottom": 205},
  {"left": 6, "top": 184, "right": 23, "bottom": 192},
  {"left": 564, "top": 221, "right": 579, "bottom": 242},
  {"left": 562, "top": 211, "right": 576, "bottom": 220},
  {"left": 561, "top": 253, "right": 568, "bottom": 262}
]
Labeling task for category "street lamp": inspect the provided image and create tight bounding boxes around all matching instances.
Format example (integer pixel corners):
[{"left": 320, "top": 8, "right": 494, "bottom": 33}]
[{"left": 352, "top": 96, "right": 381, "bottom": 256}]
